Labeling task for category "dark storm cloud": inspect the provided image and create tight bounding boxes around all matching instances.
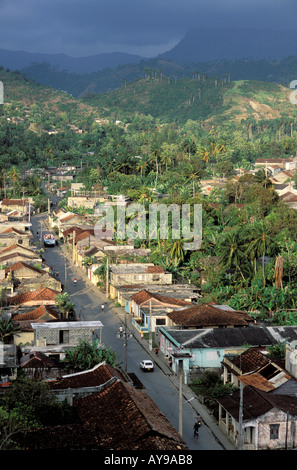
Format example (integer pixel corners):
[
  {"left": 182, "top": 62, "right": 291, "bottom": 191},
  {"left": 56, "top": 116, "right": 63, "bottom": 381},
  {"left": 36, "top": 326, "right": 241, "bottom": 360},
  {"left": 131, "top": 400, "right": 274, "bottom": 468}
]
[{"left": 0, "top": 0, "right": 297, "bottom": 57}]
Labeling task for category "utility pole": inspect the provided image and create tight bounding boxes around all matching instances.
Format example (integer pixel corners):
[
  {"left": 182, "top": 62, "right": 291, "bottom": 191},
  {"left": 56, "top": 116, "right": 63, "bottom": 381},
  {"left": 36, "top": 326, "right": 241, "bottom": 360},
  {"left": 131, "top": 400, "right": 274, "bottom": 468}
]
[
  {"left": 106, "top": 256, "right": 109, "bottom": 298},
  {"left": 238, "top": 381, "right": 244, "bottom": 450},
  {"left": 149, "top": 299, "right": 152, "bottom": 351},
  {"left": 124, "top": 310, "right": 128, "bottom": 372},
  {"left": 179, "top": 362, "right": 183, "bottom": 437},
  {"left": 72, "top": 230, "right": 76, "bottom": 264},
  {"left": 116, "top": 312, "right": 133, "bottom": 373},
  {"left": 64, "top": 253, "right": 67, "bottom": 292}
]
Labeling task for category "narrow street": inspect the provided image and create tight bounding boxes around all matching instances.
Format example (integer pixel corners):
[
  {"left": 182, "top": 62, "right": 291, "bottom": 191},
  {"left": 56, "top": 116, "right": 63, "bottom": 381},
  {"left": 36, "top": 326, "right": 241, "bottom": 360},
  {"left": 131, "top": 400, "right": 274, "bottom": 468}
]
[{"left": 32, "top": 212, "right": 225, "bottom": 451}]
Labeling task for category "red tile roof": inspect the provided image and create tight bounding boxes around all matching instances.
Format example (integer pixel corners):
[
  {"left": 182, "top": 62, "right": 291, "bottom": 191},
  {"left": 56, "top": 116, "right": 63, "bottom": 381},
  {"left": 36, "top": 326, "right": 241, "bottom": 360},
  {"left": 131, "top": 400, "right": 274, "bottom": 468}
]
[
  {"left": 20, "top": 351, "right": 56, "bottom": 368},
  {"left": 48, "top": 363, "right": 127, "bottom": 390},
  {"left": 7, "top": 288, "right": 60, "bottom": 305},
  {"left": 147, "top": 265, "right": 164, "bottom": 273},
  {"left": 0, "top": 244, "right": 36, "bottom": 255},
  {"left": 226, "top": 347, "right": 269, "bottom": 374},
  {"left": 73, "top": 230, "right": 95, "bottom": 242},
  {"left": 13, "top": 305, "right": 59, "bottom": 322},
  {"left": 62, "top": 226, "right": 85, "bottom": 237},
  {"left": 60, "top": 214, "right": 76, "bottom": 221},
  {"left": 218, "top": 386, "right": 297, "bottom": 421},
  {"left": 1, "top": 227, "right": 28, "bottom": 235},
  {"left": 167, "top": 303, "right": 254, "bottom": 327},
  {"left": 73, "top": 379, "right": 188, "bottom": 450},
  {"left": 2, "top": 199, "right": 27, "bottom": 206},
  {"left": 0, "top": 252, "right": 37, "bottom": 262},
  {"left": 5, "top": 261, "right": 45, "bottom": 275},
  {"left": 15, "top": 378, "right": 188, "bottom": 450},
  {"left": 131, "top": 289, "right": 192, "bottom": 307}
]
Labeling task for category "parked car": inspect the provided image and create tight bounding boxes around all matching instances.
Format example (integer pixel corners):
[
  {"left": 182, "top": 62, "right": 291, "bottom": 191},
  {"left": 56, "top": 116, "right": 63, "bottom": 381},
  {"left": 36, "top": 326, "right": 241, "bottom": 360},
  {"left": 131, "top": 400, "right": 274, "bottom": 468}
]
[{"left": 140, "top": 359, "right": 154, "bottom": 371}]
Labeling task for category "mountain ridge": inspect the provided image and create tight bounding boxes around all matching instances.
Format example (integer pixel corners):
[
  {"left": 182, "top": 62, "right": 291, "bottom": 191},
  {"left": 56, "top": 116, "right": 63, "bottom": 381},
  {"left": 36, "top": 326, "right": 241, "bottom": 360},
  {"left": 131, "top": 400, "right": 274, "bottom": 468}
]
[{"left": 0, "top": 48, "right": 144, "bottom": 74}]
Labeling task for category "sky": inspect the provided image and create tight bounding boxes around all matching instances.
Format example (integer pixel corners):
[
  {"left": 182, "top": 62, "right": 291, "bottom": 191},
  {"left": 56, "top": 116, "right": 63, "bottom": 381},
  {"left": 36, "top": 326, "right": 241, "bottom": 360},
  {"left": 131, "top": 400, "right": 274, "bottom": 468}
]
[{"left": 0, "top": 0, "right": 297, "bottom": 58}]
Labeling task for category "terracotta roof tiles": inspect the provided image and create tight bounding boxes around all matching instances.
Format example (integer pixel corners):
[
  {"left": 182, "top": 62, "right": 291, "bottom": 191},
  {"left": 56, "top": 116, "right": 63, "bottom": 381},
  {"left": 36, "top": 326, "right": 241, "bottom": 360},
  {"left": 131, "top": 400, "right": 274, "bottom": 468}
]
[
  {"left": 167, "top": 303, "right": 254, "bottom": 327},
  {"left": 131, "top": 289, "right": 192, "bottom": 307},
  {"left": 13, "top": 304, "right": 59, "bottom": 322},
  {"left": 5, "top": 261, "right": 45, "bottom": 275},
  {"left": 7, "top": 287, "right": 60, "bottom": 305},
  {"left": 48, "top": 363, "right": 126, "bottom": 390}
]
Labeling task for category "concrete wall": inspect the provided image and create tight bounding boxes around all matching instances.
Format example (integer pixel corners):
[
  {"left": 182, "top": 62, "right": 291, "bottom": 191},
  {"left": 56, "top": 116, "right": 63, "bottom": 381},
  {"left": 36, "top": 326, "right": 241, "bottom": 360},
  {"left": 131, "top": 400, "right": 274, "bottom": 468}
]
[{"left": 34, "top": 326, "right": 93, "bottom": 347}]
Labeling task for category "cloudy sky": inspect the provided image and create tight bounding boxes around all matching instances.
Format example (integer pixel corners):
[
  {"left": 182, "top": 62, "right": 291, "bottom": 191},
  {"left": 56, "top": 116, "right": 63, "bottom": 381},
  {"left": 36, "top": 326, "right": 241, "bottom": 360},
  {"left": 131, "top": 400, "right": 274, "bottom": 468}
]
[{"left": 0, "top": 0, "right": 297, "bottom": 58}]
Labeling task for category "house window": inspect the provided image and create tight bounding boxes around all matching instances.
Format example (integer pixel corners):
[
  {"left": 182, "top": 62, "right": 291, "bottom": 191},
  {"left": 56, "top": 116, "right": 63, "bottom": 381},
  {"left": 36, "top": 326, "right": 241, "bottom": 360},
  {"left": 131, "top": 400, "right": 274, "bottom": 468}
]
[
  {"left": 270, "top": 424, "right": 279, "bottom": 440},
  {"left": 18, "top": 239, "right": 23, "bottom": 244},
  {"left": 152, "top": 275, "right": 160, "bottom": 281},
  {"left": 156, "top": 318, "right": 166, "bottom": 325},
  {"left": 59, "top": 330, "right": 69, "bottom": 344}
]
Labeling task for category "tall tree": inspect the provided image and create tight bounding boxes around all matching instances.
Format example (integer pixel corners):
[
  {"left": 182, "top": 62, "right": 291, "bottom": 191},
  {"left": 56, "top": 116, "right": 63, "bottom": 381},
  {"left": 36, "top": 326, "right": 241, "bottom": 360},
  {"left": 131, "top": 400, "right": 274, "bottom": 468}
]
[
  {"left": 218, "top": 230, "right": 247, "bottom": 281},
  {"left": 245, "top": 221, "right": 272, "bottom": 286}
]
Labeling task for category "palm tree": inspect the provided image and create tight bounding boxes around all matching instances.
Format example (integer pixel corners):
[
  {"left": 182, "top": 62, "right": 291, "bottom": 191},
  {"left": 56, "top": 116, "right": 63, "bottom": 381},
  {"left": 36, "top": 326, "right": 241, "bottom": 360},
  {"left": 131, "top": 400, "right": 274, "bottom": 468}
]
[
  {"left": 82, "top": 255, "right": 97, "bottom": 267},
  {"left": 55, "top": 293, "right": 75, "bottom": 320},
  {"left": 136, "top": 158, "right": 148, "bottom": 180},
  {"left": 25, "top": 175, "right": 41, "bottom": 196},
  {"left": 7, "top": 167, "right": 21, "bottom": 196},
  {"left": 245, "top": 221, "right": 272, "bottom": 286},
  {"left": 218, "top": 230, "right": 247, "bottom": 281},
  {"left": 254, "top": 168, "right": 272, "bottom": 189},
  {"left": 0, "top": 169, "right": 7, "bottom": 197},
  {"left": 166, "top": 239, "right": 186, "bottom": 267},
  {"left": 186, "top": 171, "right": 200, "bottom": 197}
]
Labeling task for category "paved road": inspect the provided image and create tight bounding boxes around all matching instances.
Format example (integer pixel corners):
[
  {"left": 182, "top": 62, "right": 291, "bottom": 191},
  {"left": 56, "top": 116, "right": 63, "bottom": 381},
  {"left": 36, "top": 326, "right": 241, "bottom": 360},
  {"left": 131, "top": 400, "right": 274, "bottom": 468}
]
[{"left": 32, "top": 213, "right": 225, "bottom": 451}]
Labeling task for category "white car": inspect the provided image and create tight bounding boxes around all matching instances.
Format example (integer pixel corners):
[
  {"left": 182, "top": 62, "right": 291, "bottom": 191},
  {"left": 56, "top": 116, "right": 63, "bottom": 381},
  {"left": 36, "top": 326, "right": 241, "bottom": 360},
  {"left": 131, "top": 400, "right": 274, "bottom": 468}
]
[{"left": 140, "top": 359, "right": 154, "bottom": 372}]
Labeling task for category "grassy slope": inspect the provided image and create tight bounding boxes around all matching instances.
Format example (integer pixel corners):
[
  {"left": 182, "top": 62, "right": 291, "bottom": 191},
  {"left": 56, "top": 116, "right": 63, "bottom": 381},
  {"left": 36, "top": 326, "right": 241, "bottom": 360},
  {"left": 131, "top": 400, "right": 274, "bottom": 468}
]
[{"left": 208, "top": 80, "right": 297, "bottom": 124}]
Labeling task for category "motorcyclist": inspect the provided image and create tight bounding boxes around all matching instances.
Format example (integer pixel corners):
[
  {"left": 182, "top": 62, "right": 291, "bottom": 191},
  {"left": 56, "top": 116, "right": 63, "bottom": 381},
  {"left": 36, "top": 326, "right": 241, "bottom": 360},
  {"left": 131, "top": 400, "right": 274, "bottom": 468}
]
[
  {"left": 196, "top": 414, "right": 202, "bottom": 427},
  {"left": 194, "top": 421, "right": 199, "bottom": 437}
]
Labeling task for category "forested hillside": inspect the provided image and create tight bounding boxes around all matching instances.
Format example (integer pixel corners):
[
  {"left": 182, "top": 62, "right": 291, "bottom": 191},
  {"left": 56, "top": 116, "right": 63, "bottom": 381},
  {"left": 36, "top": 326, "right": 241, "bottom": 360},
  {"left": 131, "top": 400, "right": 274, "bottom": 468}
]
[
  {"left": 82, "top": 75, "right": 296, "bottom": 126},
  {"left": 1, "top": 67, "right": 297, "bottom": 175}
]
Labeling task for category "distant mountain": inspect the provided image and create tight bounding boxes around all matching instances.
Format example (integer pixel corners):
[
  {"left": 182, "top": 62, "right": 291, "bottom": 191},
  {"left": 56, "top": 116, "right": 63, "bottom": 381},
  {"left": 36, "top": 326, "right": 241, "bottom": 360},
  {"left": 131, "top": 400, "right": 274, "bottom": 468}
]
[
  {"left": 160, "top": 27, "right": 297, "bottom": 62},
  {"left": 3, "top": 27, "right": 297, "bottom": 98},
  {"left": 0, "top": 49, "right": 144, "bottom": 74}
]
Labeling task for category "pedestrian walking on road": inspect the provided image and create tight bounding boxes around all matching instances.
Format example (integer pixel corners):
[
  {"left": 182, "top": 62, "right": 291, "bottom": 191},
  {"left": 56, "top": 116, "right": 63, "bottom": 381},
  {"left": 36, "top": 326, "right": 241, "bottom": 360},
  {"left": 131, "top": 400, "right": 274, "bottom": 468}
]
[{"left": 101, "top": 304, "right": 105, "bottom": 313}]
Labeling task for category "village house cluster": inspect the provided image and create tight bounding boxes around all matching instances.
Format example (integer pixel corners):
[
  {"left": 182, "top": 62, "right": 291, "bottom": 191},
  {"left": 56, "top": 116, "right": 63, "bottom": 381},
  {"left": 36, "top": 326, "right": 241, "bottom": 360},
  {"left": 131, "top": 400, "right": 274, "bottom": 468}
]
[{"left": 2, "top": 156, "right": 297, "bottom": 450}]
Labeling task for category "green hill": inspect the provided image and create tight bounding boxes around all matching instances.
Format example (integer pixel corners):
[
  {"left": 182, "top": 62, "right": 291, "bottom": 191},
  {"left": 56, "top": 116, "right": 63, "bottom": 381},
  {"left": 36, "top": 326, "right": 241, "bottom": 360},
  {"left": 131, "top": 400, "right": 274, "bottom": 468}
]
[
  {"left": 81, "top": 75, "right": 296, "bottom": 126},
  {"left": 0, "top": 67, "right": 97, "bottom": 133},
  {"left": 81, "top": 74, "right": 233, "bottom": 124}
]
